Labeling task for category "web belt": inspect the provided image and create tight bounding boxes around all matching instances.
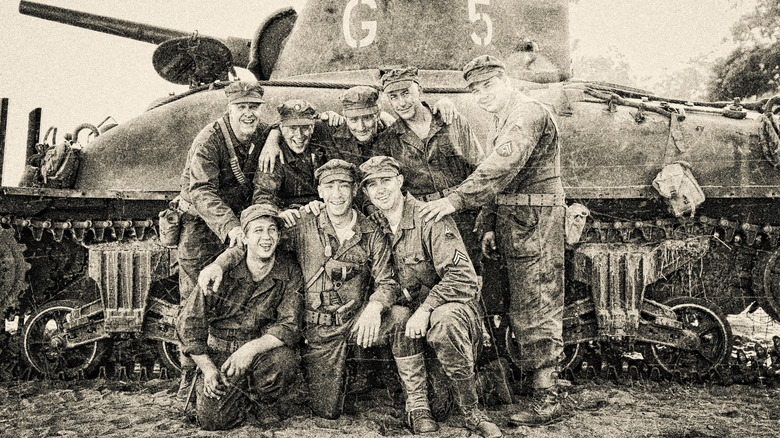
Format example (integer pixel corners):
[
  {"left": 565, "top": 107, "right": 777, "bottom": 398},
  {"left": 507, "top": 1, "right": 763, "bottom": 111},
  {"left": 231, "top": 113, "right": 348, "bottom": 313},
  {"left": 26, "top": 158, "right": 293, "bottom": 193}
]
[{"left": 495, "top": 193, "right": 565, "bottom": 207}]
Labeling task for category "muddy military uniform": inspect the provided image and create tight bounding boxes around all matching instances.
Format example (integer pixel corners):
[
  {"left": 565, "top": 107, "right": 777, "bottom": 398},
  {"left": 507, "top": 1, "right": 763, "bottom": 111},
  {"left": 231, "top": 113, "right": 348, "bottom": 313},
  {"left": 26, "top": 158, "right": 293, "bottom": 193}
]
[
  {"left": 177, "top": 248, "right": 303, "bottom": 430},
  {"left": 253, "top": 100, "right": 327, "bottom": 208},
  {"left": 360, "top": 156, "right": 502, "bottom": 437},
  {"left": 375, "top": 68, "right": 485, "bottom": 261},
  {"left": 214, "top": 160, "right": 418, "bottom": 419},
  {"left": 448, "top": 58, "right": 565, "bottom": 375},
  {"left": 178, "top": 82, "right": 270, "bottom": 305}
]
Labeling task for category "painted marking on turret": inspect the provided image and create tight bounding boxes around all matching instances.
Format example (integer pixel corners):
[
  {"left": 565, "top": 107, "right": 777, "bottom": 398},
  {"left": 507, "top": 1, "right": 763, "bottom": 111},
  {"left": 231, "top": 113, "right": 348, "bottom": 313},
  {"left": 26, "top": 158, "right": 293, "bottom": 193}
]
[
  {"left": 469, "top": 0, "right": 493, "bottom": 46},
  {"left": 343, "top": 0, "right": 377, "bottom": 49}
]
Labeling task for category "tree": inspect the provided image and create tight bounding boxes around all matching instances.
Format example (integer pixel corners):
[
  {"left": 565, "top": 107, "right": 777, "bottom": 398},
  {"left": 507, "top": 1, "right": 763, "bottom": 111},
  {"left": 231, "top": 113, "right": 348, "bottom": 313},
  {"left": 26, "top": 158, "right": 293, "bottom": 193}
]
[{"left": 708, "top": 0, "right": 780, "bottom": 100}]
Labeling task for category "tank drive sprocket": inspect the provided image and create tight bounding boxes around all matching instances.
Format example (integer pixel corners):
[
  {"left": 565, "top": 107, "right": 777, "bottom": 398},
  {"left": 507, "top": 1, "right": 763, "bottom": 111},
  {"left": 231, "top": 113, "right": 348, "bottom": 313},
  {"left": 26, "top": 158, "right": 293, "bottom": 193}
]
[{"left": 0, "top": 228, "right": 31, "bottom": 315}]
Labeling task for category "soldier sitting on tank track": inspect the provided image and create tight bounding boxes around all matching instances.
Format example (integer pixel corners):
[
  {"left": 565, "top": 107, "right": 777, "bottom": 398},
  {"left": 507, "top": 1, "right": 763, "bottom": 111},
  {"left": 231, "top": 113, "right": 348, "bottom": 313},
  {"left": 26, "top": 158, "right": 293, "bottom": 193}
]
[{"left": 176, "top": 203, "right": 303, "bottom": 431}]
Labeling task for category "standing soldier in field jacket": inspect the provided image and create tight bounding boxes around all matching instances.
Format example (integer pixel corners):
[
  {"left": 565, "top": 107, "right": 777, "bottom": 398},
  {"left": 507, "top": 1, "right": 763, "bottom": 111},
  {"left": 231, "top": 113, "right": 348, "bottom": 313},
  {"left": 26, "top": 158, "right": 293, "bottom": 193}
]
[
  {"left": 177, "top": 203, "right": 303, "bottom": 431},
  {"left": 176, "top": 81, "right": 272, "bottom": 400},
  {"left": 420, "top": 55, "right": 567, "bottom": 426},
  {"left": 374, "top": 67, "right": 485, "bottom": 261}
]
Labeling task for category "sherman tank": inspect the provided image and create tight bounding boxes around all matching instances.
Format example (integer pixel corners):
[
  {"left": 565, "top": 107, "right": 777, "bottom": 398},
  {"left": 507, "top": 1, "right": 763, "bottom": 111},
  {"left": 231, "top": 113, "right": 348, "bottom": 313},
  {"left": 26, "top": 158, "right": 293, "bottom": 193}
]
[{"left": 6, "top": 0, "right": 778, "bottom": 379}]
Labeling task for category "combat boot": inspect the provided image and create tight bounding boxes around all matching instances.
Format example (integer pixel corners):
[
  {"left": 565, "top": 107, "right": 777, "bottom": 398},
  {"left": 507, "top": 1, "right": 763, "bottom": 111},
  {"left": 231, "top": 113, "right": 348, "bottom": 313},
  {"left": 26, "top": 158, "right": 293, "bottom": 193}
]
[
  {"left": 508, "top": 386, "right": 568, "bottom": 427},
  {"left": 395, "top": 353, "right": 439, "bottom": 434},
  {"left": 451, "top": 375, "right": 502, "bottom": 438}
]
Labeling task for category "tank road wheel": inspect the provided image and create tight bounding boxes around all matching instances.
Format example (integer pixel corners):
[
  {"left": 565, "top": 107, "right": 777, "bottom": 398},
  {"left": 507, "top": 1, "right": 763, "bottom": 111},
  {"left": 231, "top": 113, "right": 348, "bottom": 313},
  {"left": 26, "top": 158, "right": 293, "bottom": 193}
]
[
  {"left": 756, "top": 249, "right": 780, "bottom": 323},
  {"left": 650, "top": 297, "right": 732, "bottom": 375},
  {"left": 156, "top": 340, "right": 182, "bottom": 376},
  {"left": 22, "top": 299, "right": 108, "bottom": 378},
  {"left": 0, "top": 228, "right": 31, "bottom": 313}
]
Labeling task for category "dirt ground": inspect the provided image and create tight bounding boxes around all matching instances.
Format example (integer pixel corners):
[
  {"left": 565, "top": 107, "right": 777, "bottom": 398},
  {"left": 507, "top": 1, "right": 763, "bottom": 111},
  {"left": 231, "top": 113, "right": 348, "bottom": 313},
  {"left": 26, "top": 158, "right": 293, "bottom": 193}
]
[{"left": 2, "top": 375, "right": 779, "bottom": 438}]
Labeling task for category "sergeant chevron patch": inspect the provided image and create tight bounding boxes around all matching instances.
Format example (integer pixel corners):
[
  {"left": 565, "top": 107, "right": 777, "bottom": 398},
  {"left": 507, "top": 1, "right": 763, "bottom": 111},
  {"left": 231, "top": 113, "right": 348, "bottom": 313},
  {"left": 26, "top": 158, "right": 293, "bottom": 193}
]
[{"left": 452, "top": 249, "right": 468, "bottom": 266}]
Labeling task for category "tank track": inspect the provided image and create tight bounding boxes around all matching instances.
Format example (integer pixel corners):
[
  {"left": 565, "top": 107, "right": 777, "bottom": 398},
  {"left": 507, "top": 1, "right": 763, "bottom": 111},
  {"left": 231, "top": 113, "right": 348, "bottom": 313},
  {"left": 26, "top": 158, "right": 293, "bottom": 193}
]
[{"left": 577, "top": 214, "right": 776, "bottom": 315}]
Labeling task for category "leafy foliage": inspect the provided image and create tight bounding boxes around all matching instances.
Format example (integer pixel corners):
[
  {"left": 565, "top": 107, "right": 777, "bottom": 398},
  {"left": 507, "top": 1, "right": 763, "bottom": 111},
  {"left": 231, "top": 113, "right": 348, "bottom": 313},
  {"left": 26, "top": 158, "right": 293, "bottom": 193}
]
[{"left": 709, "top": 0, "right": 780, "bottom": 100}]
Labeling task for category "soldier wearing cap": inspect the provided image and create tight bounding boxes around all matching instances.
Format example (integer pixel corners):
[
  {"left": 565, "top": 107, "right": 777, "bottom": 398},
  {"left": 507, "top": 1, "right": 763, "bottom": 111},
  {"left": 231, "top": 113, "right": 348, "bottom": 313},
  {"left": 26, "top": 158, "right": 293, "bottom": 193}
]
[
  {"left": 374, "top": 66, "right": 485, "bottom": 263},
  {"left": 360, "top": 156, "right": 502, "bottom": 437},
  {"left": 177, "top": 203, "right": 303, "bottom": 430},
  {"left": 252, "top": 99, "right": 331, "bottom": 223},
  {"left": 201, "top": 159, "right": 427, "bottom": 425},
  {"left": 419, "top": 55, "right": 567, "bottom": 426},
  {"left": 176, "top": 81, "right": 273, "bottom": 399}
]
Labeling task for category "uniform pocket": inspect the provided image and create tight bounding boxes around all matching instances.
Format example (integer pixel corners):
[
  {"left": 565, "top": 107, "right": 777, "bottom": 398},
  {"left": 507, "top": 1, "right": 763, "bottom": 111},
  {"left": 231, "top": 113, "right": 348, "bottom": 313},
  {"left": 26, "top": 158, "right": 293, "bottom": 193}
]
[{"left": 507, "top": 206, "right": 541, "bottom": 256}]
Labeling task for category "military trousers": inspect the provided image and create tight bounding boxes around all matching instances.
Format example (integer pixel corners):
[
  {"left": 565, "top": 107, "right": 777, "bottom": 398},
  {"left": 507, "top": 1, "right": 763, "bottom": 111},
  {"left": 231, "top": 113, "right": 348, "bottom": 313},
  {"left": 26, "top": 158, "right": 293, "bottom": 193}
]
[
  {"left": 426, "top": 301, "right": 482, "bottom": 380},
  {"left": 177, "top": 214, "right": 226, "bottom": 370},
  {"left": 195, "top": 346, "right": 299, "bottom": 431},
  {"left": 495, "top": 204, "right": 565, "bottom": 372},
  {"left": 303, "top": 305, "right": 420, "bottom": 419},
  {"left": 177, "top": 214, "right": 226, "bottom": 302}
]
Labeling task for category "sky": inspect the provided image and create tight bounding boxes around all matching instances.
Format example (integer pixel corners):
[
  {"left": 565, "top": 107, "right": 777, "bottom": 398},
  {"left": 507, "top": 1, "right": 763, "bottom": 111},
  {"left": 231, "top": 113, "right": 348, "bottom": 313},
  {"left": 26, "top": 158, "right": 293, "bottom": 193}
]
[{"left": 0, "top": 0, "right": 755, "bottom": 185}]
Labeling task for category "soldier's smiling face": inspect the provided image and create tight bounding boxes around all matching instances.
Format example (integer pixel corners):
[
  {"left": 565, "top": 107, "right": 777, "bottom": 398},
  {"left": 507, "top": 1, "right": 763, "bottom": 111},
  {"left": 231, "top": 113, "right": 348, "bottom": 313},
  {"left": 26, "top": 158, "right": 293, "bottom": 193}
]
[
  {"left": 345, "top": 112, "right": 380, "bottom": 142},
  {"left": 386, "top": 83, "right": 425, "bottom": 121},
  {"left": 280, "top": 124, "right": 314, "bottom": 153},
  {"left": 228, "top": 102, "right": 262, "bottom": 140},
  {"left": 468, "top": 74, "right": 511, "bottom": 113},
  {"left": 244, "top": 217, "right": 279, "bottom": 260},
  {"left": 318, "top": 178, "right": 355, "bottom": 218},
  {"left": 363, "top": 175, "right": 404, "bottom": 213}
]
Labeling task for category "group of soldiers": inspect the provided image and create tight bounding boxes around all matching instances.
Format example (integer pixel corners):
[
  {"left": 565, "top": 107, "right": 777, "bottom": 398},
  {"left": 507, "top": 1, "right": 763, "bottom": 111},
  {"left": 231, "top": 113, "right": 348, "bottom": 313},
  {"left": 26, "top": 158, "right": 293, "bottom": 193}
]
[{"left": 173, "top": 54, "right": 566, "bottom": 437}]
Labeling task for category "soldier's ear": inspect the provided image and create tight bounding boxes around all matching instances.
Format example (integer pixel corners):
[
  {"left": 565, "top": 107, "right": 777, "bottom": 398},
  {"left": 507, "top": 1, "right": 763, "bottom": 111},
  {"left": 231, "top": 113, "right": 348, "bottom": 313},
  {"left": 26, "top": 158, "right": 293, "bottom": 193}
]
[{"left": 397, "top": 174, "right": 404, "bottom": 187}]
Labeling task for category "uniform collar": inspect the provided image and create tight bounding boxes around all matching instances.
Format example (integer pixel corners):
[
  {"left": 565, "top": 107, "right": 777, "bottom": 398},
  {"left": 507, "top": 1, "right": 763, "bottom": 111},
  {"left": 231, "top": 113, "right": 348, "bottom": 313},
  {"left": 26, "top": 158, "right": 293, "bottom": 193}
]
[
  {"left": 317, "top": 208, "right": 376, "bottom": 237},
  {"left": 229, "top": 253, "right": 290, "bottom": 281},
  {"left": 389, "top": 101, "right": 441, "bottom": 138},
  {"left": 399, "top": 192, "right": 419, "bottom": 231}
]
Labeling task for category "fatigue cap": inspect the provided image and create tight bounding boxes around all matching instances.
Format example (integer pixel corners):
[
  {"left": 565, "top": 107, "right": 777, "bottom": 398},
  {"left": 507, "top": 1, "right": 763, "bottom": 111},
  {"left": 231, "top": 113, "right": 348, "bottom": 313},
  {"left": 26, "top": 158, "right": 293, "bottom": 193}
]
[
  {"left": 240, "top": 203, "right": 282, "bottom": 232},
  {"left": 359, "top": 156, "right": 401, "bottom": 186},
  {"left": 462, "top": 55, "right": 506, "bottom": 85},
  {"left": 340, "top": 86, "right": 380, "bottom": 117},
  {"left": 225, "top": 81, "right": 265, "bottom": 104},
  {"left": 278, "top": 99, "right": 317, "bottom": 127},
  {"left": 315, "top": 159, "right": 358, "bottom": 185},
  {"left": 380, "top": 67, "right": 420, "bottom": 93}
]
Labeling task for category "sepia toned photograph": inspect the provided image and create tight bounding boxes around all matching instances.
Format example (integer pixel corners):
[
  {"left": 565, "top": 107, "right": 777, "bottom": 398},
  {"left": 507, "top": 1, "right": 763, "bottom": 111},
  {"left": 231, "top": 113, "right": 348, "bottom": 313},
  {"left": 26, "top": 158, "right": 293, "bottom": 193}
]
[{"left": 0, "top": 1, "right": 779, "bottom": 437}]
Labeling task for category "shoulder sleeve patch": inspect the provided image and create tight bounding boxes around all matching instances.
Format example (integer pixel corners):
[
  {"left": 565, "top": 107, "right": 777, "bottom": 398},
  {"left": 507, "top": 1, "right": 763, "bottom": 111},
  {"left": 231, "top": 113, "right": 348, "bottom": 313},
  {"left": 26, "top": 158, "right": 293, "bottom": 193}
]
[{"left": 496, "top": 141, "right": 513, "bottom": 157}]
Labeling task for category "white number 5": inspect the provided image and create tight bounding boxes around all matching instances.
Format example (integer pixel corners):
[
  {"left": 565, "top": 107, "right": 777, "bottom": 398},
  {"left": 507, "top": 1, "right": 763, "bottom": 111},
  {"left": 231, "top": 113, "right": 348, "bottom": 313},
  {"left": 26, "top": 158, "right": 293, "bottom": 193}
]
[{"left": 468, "top": 0, "right": 493, "bottom": 46}]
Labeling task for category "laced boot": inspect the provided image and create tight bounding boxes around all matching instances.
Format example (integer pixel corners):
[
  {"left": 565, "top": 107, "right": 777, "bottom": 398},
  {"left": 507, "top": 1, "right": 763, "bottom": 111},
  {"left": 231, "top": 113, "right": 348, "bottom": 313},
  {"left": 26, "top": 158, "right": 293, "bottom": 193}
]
[
  {"left": 176, "top": 366, "right": 196, "bottom": 403},
  {"left": 508, "top": 385, "right": 568, "bottom": 427},
  {"left": 395, "top": 353, "right": 439, "bottom": 434},
  {"left": 452, "top": 375, "right": 502, "bottom": 438}
]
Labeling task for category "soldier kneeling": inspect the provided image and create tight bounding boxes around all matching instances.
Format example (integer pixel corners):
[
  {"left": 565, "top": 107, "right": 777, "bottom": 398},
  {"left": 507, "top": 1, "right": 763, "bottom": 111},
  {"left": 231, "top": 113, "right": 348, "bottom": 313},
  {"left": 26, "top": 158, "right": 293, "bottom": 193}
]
[{"left": 176, "top": 204, "right": 303, "bottom": 430}]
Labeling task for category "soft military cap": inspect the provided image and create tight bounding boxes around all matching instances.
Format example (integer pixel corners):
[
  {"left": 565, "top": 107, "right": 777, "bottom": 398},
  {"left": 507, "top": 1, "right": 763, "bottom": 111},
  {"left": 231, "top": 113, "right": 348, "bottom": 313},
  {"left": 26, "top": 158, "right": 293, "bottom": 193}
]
[
  {"left": 225, "top": 81, "right": 265, "bottom": 104},
  {"left": 380, "top": 67, "right": 420, "bottom": 93},
  {"left": 359, "top": 156, "right": 401, "bottom": 185},
  {"left": 277, "top": 100, "right": 317, "bottom": 127},
  {"left": 340, "top": 86, "right": 380, "bottom": 117},
  {"left": 240, "top": 203, "right": 282, "bottom": 232},
  {"left": 315, "top": 159, "right": 358, "bottom": 185},
  {"left": 462, "top": 55, "right": 507, "bottom": 85}
]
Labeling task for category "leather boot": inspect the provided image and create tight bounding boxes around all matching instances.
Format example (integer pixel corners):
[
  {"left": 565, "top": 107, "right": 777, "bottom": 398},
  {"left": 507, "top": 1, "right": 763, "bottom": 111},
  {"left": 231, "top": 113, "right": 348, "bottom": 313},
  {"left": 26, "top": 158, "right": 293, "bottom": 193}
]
[
  {"left": 508, "top": 386, "right": 568, "bottom": 427},
  {"left": 395, "top": 353, "right": 438, "bottom": 434},
  {"left": 451, "top": 375, "right": 502, "bottom": 438}
]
